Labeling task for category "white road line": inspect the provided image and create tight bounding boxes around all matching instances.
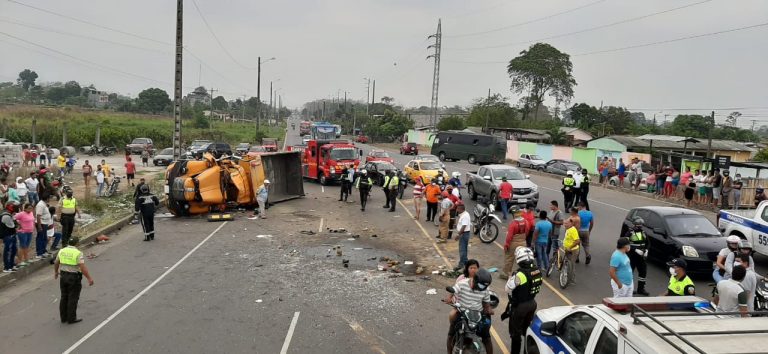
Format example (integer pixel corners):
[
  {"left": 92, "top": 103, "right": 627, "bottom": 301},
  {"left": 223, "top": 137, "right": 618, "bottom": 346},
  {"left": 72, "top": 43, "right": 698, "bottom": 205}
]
[
  {"left": 280, "top": 312, "right": 301, "bottom": 354},
  {"left": 62, "top": 222, "right": 229, "bottom": 354},
  {"left": 318, "top": 218, "right": 324, "bottom": 233},
  {"left": 321, "top": 186, "right": 325, "bottom": 193},
  {"left": 540, "top": 186, "right": 628, "bottom": 211}
]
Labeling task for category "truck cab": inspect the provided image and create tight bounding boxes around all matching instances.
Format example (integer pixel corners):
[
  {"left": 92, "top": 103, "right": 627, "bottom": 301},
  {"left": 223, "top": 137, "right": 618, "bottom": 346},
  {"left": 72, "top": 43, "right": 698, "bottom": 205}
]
[
  {"left": 718, "top": 200, "right": 768, "bottom": 257},
  {"left": 302, "top": 139, "right": 359, "bottom": 185}
]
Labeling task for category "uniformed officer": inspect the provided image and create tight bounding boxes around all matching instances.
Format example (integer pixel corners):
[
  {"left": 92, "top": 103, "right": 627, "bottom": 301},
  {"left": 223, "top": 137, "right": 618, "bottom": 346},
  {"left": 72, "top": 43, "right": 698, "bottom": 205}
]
[
  {"left": 57, "top": 187, "right": 80, "bottom": 247},
  {"left": 580, "top": 169, "right": 591, "bottom": 210},
  {"left": 561, "top": 171, "right": 576, "bottom": 210},
  {"left": 502, "top": 247, "right": 542, "bottom": 354},
  {"left": 135, "top": 184, "right": 160, "bottom": 241},
  {"left": 355, "top": 170, "right": 373, "bottom": 211},
  {"left": 339, "top": 167, "right": 351, "bottom": 202},
  {"left": 382, "top": 170, "right": 392, "bottom": 209},
  {"left": 54, "top": 237, "right": 94, "bottom": 324},
  {"left": 385, "top": 170, "right": 399, "bottom": 212},
  {"left": 666, "top": 258, "right": 695, "bottom": 296},
  {"left": 626, "top": 217, "right": 649, "bottom": 296}
]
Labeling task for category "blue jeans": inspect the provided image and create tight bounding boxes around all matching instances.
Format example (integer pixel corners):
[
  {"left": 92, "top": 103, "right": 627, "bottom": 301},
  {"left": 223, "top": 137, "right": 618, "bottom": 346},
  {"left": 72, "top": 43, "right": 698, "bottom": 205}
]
[
  {"left": 96, "top": 182, "right": 104, "bottom": 196},
  {"left": 50, "top": 232, "right": 62, "bottom": 250},
  {"left": 3, "top": 234, "right": 17, "bottom": 270},
  {"left": 713, "top": 268, "right": 724, "bottom": 284},
  {"left": 36, "top": 227, "right": 48, "bottom": 256},
  {"left": 535, "top": 242, "right": 549, "bottom": 270},
  {"left": 457, "top": 231, "right": 470, "bottom": 268},
  {"left": 27, "top": 191, "right": 39, "bottom": 206},
  {"left": 500, "top": 198, "right": 509, "bottom": 220}
]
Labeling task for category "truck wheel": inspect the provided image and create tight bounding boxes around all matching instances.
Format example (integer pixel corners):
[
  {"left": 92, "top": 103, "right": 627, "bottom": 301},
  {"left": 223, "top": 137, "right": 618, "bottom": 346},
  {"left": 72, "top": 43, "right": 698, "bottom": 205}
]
[
  {"left": 468, "top": 184, "right": 478, "bottom": 201},
  {"left": 468, "top": 155, "right": 477, "bottom": 164},
  {"left": 489, "top": 192, "right": 498, "bottom": 207},
  {"left": 526, "top": 336, "right": 541, "bottom": 354},
  {"left": 438, "top": 152, "right": 446, "bottom": 161}
]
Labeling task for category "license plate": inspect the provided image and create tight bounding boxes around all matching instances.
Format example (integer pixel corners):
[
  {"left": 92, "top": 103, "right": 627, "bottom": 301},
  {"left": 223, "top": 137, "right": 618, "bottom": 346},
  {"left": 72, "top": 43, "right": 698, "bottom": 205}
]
[
  {"left": 164, "top": 185, "right": 170, "bottom": 194},
  {"left": 517, "top": 198, "right": 527, "bottom": 203}
]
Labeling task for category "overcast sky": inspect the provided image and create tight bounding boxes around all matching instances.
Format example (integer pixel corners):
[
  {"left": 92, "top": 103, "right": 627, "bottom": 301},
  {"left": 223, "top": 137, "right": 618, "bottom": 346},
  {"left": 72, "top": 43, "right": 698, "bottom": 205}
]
[{"left": 1, "top": 0, "right": 767, "bottom": 127}]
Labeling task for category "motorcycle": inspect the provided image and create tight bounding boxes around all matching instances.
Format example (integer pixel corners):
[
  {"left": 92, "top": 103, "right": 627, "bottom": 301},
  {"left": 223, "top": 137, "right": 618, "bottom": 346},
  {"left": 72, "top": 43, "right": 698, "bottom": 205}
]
[
  {"left": 104, "top": 174, "right": 121, "bottom": 197},
  {"left": 755, "top": 279, "right": 768, "bottom": 316},
  {"left": 397, "top": 171, "right": 408, "bottom": 199},
  {"left": 472, "top": 197, "right": 500, "bottom": 243},
  {"left": 445, "top": 286, "right": 499, "bottom": 354},
  {"left": 86, "top": 145, "right": 117, "bottom": 157}
]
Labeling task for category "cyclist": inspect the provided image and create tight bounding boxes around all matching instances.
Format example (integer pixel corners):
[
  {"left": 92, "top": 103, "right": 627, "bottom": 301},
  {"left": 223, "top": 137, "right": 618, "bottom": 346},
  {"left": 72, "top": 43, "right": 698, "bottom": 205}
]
[
  {"left": 626, "top": 217, "right": 649, "bottom": 296},
  {"left": 562, "top": 218, "right": 581, "bottom": 266},
  {"left": 502, "top": 247, "right": 541, "bottom": 354},
  {"left": 713, "top": 235, "right": 741, "bottom": 283}
]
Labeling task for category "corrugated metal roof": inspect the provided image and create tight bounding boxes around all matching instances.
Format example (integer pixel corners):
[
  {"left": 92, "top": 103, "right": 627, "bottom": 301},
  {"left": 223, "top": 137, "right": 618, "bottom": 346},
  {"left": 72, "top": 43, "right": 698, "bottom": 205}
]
[
  {"left": 602, "top": 135, "right": 755, "bottom": 152},
  {"left": 636, "top": 134, "right": 701, "bottom": 143}
]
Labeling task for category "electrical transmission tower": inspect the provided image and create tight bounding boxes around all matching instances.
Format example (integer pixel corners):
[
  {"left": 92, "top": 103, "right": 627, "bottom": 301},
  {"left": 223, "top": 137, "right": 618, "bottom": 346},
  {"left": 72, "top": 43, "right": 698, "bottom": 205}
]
[{"left": 427, "top": 19, "right": 442, "bottom": 130}]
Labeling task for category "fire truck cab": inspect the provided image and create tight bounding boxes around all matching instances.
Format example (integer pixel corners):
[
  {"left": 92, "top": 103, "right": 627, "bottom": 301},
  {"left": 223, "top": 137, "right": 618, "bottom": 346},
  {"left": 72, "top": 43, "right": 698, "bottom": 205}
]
[{"left": 302, "top": 139, "right": 359, "bottom": 185}]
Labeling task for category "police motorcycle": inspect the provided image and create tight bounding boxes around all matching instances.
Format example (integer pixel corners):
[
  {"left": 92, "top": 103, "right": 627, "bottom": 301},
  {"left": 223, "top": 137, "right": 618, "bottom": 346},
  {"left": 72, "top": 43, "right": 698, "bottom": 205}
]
[
  {"left": 445, "top": 288, "right": 499, "bottom": 354},
  {"left": 472, "top": 196, "right": 500, "bottom": 243},
  {"left": 754, "top": 278, "right": 768, "bottom": 315}
]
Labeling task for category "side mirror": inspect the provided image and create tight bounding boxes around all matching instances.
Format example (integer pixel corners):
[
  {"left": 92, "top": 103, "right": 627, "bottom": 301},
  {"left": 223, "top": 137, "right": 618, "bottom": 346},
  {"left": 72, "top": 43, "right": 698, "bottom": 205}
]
[
  {"left": 445, "top": 286, "right": 455, "bottom": 294},
  {"left": 482, "top": 175, "right": 492, "bottom": 181},
  {"left": 653, "top": 227, "right": 667, "bottom": 237},
  {"left": 540, "top": 321, "right": 557, "bottom": 336}
]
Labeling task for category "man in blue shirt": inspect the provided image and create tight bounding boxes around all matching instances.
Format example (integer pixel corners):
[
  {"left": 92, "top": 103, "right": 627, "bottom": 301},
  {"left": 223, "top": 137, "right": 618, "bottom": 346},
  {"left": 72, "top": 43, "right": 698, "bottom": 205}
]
[
  {"left": 533, "top": 211, "right": 552, "bottom": 271},
  {"left": 609, "top": 237, "right": 633, "bottom": 297},
  {"left": 576, "top": 202, "right": 594, "bottom": 264}
]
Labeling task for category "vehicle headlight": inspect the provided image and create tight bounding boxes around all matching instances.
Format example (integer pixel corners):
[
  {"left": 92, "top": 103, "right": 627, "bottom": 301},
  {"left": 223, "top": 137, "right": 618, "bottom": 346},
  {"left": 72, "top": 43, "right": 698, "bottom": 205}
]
[
  {"left": 681, "top": 245, "right": 699, "bottom": 258},
  {"left": 330, "top": 167, "right": 336, "bottom": 174},
  {"left": 531, "top": 185, "right": 538, "bottom": 192}
]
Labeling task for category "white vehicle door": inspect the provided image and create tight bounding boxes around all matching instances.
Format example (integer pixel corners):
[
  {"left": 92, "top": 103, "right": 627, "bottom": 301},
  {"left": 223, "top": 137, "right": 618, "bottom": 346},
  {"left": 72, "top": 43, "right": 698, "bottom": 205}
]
[
  {"left": 751, "top": 205, "right": 768, "bottom": 255},
  {"left": 556, "top": 311, "right": 600, "bottom": 354},
  {"left": 587, "top": 325, "right": 618, "bottom": 354}
]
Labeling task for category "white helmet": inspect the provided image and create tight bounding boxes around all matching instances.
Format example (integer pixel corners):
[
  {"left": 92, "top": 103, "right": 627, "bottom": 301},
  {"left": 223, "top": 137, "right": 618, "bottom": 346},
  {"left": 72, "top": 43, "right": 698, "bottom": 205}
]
[
  {"left": 566, "top": 170, "right": 574, "bottom": 176},
  {"left": 514, "top": 246, "right": 535, "bottom": 264},
  {"left": 452, "top": 171, "right": 461, "bottom": 179},
  {"left": 726, "top": 235, "right": 741, "bottom": 244}
]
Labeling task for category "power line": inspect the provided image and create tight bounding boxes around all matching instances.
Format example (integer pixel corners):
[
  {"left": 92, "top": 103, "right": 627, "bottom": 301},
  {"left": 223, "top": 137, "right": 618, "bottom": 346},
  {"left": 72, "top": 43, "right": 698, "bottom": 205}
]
[
  {"left": 447, "top": 0, "right": 712, "bottom": 50},
  {"left": 5, "top": 0, "right": 170, "bottom": 46},
  {"left": 445, "top": 0, "right": 607, "bottom": 39},
  {"left": 190, "top": 0, "right": 254, "bottom": 70},
  {"left": 630, "top": 107, "right": 768, "bottom": 111}
]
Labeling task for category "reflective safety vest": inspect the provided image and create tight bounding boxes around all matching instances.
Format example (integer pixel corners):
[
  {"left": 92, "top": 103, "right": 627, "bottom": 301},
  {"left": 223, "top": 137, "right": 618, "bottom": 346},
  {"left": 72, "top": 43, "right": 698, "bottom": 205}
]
[
  {"left": 62, "top": 197, "right": 77, "bottom": 209},
  {"left": 510, "top": 266, "right": 542, "bottom": 304},
  {"left": 356, "top": 177, "right": 372, "bottom": 189},
  {"left": 629, "top": 231, "right": 646, "bottom": 248},
  {"left": 668, "top": 275, "right": 695, "bottom": 296},
  {"left": 563, "top": 177, "right": 575, "bottom": 188},
  {"left": 57, "top": 246, "right": 82, "bottom": 267},
  {"left": 387, "top": 176, "right": 399, "bottom": 190}
]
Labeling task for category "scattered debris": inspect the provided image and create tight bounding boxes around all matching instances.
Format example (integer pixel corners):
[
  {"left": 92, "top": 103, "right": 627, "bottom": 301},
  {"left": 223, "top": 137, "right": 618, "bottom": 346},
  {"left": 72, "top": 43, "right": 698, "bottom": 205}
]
[
  {"left": 96, "top": 235, "right": 110, "bottom": 243},
  {"left": 353, "top": 247, "right": 363, "bottom": 250},
  {"left": 371, "top": 234, "right": 378, "bottom": 238},
  {"left": 405, "top": 279, "right": 415, "bottom": 282},
  {"left": 256, "top": 234, "right": 273, "bottom": 238},
  {"left": 404, "top": 261, "right": 414, "bottom": 265},
  {"left": 425, "top": 289, "right": 437, "bottom": 295},
  {"left": 377, "top": 265, "right": 386, "bottom": 271},
  {"left": 336, "top": 247, "right": 343, "bottom": 257},
  {"left": 342, "top": 259, "right": 349, "bottom": 268},
  {"left": 347, "top": 238, "right": 356, "bottom": 241},
  {"left": 367, "top": 257, "right": 377, "bottom": 261},
  {"left": 86, "top": 253, "right": 98, "bottom": 259},
  {"left": 352, "top": 234, "right": 360, "bottom": 239},
  {"left": 299, "top": 230, "right": 316, "bottom": 235},
  {"left": 487, "top": 267, "right": 498, "bottom": 273},
  {"left": 432, "top": 270, "right": 440, "bottom": 275},
  {"left": 255, "top": 299, "right": 263, "bottom": 303},
  {"left": 420, "top": 276, "right": 431, "bottom": 281},
  {"left": 415, "top": 266, "right": 424, "bottom": 274}
]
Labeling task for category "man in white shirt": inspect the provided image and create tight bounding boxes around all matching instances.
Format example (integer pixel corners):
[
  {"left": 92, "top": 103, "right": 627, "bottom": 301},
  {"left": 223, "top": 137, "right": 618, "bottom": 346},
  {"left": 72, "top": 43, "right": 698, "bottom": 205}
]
[
  {"left": 573, "top": 170, "right": 584, "bottom": 205},
  {"left": 25, "top": 172, "right": 39, "bottom": 206},
  {"left": 455, "top": 204, "right": 471, "bottom": 271},
  {"left": 35, "top": 194, "right": 53, "bottom": 257},
  {"left": 716, "top": 265, "right": 749, "bottom": 317}
]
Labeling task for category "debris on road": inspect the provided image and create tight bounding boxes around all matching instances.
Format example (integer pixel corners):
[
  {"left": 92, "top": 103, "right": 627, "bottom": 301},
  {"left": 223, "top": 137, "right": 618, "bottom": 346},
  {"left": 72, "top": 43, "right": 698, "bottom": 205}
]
[
  {"left": 404, "top": 261, "right": 414, "bottom": 265},
  {"left": 256, "top": 234, "right": 273, "bottom": 238},
  {"left": 487, "top": 267, "right": 498, "bottom": 273},
  {"left": 425, "top": 289, "right": 437, "bottom": 295},
  {"left": 299, "top": 230, "right": 316, "bottom": 235},
  {"left": 255, "top": 299, "right": 263, "bottom": 303},
  {"left": 415, "top": 266, "right": 424, "bottom": 274}
]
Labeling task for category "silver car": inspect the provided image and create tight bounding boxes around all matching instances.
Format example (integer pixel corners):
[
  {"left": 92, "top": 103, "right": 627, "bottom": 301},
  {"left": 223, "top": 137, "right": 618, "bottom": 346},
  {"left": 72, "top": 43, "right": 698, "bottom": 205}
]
[{"left": 517, "top": 153, "right": 547, "bottom": 169}]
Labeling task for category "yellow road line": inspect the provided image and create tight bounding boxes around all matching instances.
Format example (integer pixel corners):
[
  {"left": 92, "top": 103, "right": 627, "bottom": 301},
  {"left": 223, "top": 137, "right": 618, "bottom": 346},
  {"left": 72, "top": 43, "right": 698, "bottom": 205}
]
[{"left": 397, "top": 199, "right": 510, "bottom": 354}]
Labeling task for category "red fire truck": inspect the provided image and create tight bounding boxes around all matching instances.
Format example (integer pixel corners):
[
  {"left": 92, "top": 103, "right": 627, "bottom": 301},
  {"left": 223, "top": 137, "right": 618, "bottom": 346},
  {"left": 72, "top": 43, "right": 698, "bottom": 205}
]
[
  {"left": 302, "top": 139, "right": 359, "bottom": 185},
  {"left": 299, "top": 121, "right": 312, "bottom": 136}
]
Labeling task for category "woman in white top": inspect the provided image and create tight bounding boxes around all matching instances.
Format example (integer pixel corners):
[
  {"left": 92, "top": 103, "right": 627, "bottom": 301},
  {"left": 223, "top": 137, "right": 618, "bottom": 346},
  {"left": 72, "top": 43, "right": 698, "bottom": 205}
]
[{"left": 15, "top": 177, "right": 28, "bottom": 204}]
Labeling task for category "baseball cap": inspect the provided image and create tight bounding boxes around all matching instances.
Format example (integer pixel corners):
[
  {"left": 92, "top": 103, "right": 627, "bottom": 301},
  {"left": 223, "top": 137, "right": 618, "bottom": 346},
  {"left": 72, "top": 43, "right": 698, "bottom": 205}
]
[{"left": 667, "top": 258, "right": 687, "bottom": 269}]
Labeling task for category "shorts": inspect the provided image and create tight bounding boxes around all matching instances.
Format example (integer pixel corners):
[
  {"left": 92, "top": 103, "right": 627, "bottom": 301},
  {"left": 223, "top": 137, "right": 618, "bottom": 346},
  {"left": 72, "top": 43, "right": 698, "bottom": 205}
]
[
  {"left": 611, "top": 280, "right": 634, "bottom": 298},
  {"left": 698, "top": 187, "right": 706, "bottom": 196},
  {"left": 448, "top": 313, "right": 491, "bottom": 339},
  {"left": 706, "top": 187, "right": 713, "bottom": 197},
  {"left": 578, "top": 230, "right": 590, "bottom": 248},
  {"left": 127, "top": 173, "right": 135, "bottom": 179},
  {"left": 83, "top": 173, "right": 90, "bottom": 178},
  {"left": 713, "top": 187, "right": 721, "bottom": 200},
  {"left": 17, "top": 232, "right": 32, "bottom": 248}
]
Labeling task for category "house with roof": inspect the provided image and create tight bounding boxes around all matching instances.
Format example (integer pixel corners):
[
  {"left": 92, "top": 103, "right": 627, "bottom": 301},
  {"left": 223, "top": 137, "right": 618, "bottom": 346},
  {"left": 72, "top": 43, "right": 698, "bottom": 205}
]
[
  {"left": 587, "top": 135, "right": 756, "bottom": 162},
  {"left": 486, "top": 127, "right": 593, "bottom": 146}
]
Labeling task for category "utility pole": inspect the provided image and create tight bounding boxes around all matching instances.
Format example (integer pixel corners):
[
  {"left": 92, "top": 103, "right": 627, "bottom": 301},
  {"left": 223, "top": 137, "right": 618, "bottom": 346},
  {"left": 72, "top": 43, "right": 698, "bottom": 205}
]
[
  {"left": 484, "top": 88, "right": 491, "bottom": 133},
  {"left": 172, "top": 0, "right": 184, "bottom": 160},
  {"left": 752, "top": 119, "right": 758, "bottom": 132},
  {"left": 241, "top": 95, "right": 246, "bottom": 122},
  {"left": 371, "top": 80, "right": 376, "bottom": 105},
  {"left": 256, "top": 56, "right": 262, "bottom": 131},
  {"left": 365, "top": 78, "right": 371, "bottom": 117},
  {"left": 706, "top": 110, "right": 714, "bottom": 158},
  {"left": 209, "top": 88, "right": 217, "bottom": 123},
  {"left": 269, "top": 81, "right": 273, "bottom": 126},
  {"left": 427, "top": 19, "right": 442, "bottom": 130}
]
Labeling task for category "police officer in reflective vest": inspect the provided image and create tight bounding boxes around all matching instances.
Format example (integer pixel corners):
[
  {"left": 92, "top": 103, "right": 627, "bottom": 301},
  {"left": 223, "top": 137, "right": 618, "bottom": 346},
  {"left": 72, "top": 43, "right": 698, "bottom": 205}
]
[
  {"left": 666, "top": 258, "right": 695, "bottom": 296},
  {"left": 355, "top": 170, "right": 373, "bottom": 212},
  {"left": 54, "top": 237, "right": 94, "bottom": 324},
  {"left": 57, "top": 187, "right": 80, "bottom": 247},
  {"left": 383, "top": 170, "right": 399, "bottom": 212},
  {"left": 135, "top": 184, "right": 160, "bottom": 241},
  {"left": 562, "top": 171, "right": 576, "bottom": 210},
  {"left": 339, "top": 167, "right": 351, "bottom": 202},
  {"left": 626, "top": 217, "right": 649, "bottom": 296},
  {"left": 502, "top": 247, "right": 542, "bottom": 354}
]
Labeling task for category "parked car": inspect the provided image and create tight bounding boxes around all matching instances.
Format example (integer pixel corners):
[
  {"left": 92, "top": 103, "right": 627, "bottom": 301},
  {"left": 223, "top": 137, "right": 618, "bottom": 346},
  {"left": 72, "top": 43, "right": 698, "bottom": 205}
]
[
  {"left": 125, "top": 138, "right": 154, "bottom": 155},
  {"left": 355, "top": 135, "right": 369, "bottom": 144},
  {"left": 610, "top": 172, "right": 649, "bottom": 190},
  {"left": 363, "top": 161, "right": 397, "bottom": 186},
  {"left": 621, "top": 207, "right": 725, "bottom": 274},
  {"left": 262, "top": 138, "right": 278, "bottom": 152},
  {"left": 153, "top": 148, "right": 175, "bottom": 166},
  {"left": 246, "top": 145, "right": 268, "bottom": 158},
  {"left": 400, "top": 142, "right": 418, "bottom": 155},
  {"left": 404, "top": 159, "right": 445, "bottom": 184},
  {"left": 717, "top": 200, "right": 768, "bottom": 258},
  {"left": 517, "top": 153, "right": 547, "bottom": 169},
  {"left": 544, "top": 160, "right": 582, "bottom": 176},
  {"left": 186, "top": 139, "right": 212, "bottom": 157},
  {"left": 365, "top": 150, "right": 394, "bottom": 164},
  {"left": 465, "top": 165, "right": 539, "bottom": 207},
  {"left": 235, "top": 143, "right": 251, "bottom": 156},
  {"left": 192, "top": 142, "right": 232, "bottom": 159},
  {"left": 416, "top": 154, "right": 445, "bottom": 169}
]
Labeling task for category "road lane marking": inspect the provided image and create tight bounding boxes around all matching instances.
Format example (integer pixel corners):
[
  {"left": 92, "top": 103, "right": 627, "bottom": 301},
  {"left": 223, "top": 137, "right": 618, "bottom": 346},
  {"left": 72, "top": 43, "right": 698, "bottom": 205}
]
[
  {"left": 319, "top": 218, "right": 324, "bottom": 234},
  {"left": 321, "top": 186, "right": 325, "bottom": 193},
  {"left": 397, "top": 199, "right": 510, "bottom": 354},
  {"left": 539, "top": 186, "right": 628, "bottom": 212},
  {"left": 280, "top": 312, "right": 301, "bottom": 354},
  {"left": 63, "top": 222, "right": 229, "bottom": 354}
]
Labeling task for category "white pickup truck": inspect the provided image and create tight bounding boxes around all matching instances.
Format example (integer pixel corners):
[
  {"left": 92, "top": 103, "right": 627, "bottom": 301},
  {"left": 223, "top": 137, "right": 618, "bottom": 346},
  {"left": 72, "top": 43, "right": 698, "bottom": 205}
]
[{"left": 717, "top": 200, "right": 768, "bottom": 256}]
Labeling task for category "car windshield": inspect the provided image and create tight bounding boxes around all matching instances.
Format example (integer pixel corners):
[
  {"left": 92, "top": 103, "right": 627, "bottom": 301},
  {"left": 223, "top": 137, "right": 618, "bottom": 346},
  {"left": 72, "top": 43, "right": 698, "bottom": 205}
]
[
  {"left": 529, "top": 155, "right": 542, "bottom": 160},
  {"left": 377, "top": 162, "right": 395, "bottom": 171},
  {"left": 418, "top": 155, "right": 439, "bottom": 162},
  {"left": 492, "top": 168, "right": 526, "bottom": 180},
  {"left": 237, "top": 143, "right": 249, "bottom": 148},
  {"left": 190, "top": 141, "right": 209, "bottom": 148},
  {"left": 131, "top": 138, "right": 146, "bottom": 144},
  {"left": 330, "top": 148, "right": 357, "bottom": 160},
  {"left": 419, "top": 161, "right": 441, "bottom": 170},
  {"left": 249, "top": 146, "right": 266, "bottom": 152},
  {"left": 666, "top": 215, "right": 720, "bottom": 236},
  {"left": 373, "top": 151, "right": 389, "bottom": 158},
  {"left": 407, "top": 142, "right": 417, "bottom": 147},
  {"left": 160, "top": 148, "right": 173, "bottom": 155}
]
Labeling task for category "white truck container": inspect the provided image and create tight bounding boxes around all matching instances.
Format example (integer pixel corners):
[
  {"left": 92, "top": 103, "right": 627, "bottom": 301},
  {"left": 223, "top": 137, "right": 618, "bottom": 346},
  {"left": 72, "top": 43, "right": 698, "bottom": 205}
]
[{"left": 717, "top": 200, "right": 768, "bottom": 257}]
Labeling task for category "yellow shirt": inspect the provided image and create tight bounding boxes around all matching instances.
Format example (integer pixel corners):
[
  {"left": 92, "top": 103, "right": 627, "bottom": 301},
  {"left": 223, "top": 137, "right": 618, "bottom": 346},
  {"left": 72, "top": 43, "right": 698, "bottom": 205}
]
[
  {"left": 102, "top": 163, "right": 111, "bottom": 177},
  {"left": 57, "top": 155, "right": 66, "bottom": 168},
  {"left": 564, "top": 226, "right": 580, "bottom": 250}
]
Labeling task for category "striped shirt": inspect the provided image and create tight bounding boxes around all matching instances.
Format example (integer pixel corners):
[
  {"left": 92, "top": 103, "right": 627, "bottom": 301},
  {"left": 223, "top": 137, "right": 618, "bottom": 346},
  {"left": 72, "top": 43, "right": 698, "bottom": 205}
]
[
  {"left": 452, "top": 278, "right": 491, "bottom": 311},
  {"left": 412, "top": 184, "right": 425, "bottom": 198}
]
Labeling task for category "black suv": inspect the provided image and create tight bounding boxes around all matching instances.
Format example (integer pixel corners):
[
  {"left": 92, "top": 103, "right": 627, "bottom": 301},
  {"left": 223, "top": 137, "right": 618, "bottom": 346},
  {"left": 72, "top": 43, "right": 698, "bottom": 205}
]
[{"left": 194, "top": 142, "right": 232, "bottom": 159}]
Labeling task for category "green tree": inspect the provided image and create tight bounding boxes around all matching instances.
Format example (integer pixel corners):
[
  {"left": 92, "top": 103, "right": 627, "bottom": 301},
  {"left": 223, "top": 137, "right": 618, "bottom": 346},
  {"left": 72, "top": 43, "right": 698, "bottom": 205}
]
[
  {"left": 17, "top": 69, "right": 38, "bottom": 90},
  {"left": 754, "top": 149, "right": 768, "bottom": 162},
  {"left": 46, "top": 87, "right": 68, "bottom": 103},
  {"left": 601, "top": 106, "right": 632, "bottom": 135},
  {"left": 436, "top": 115, "right": 467, "bottom": 131},
  {"left": 507, "top": 43, "right": 576, "bottom": 120},
  {"left": 547, "top": 127, "right": 567, "bottom": 145},
  {"left": 192, "top": 110, "right": 210, "bottom": 129},
  {"left": 136, "top": 88, "right": 171, "bottom": 114},
  {"left": 381, "top": 96, "right": 394, "bottom": 105},
  {"left": 725, "top": 111, "right": 741, "bottom": 127},
  {"left": 212, "top": 95, "right": 227, "bottom": 110},
  {"left": 64, "top": 81, "right": 81, "bottom": 98},
  {"left": 667, "top": 115, "right": 712, "bottom": 138},
  {"left": 465, "top": 94, "right": 518, "bottom": 128},
  {"left": 568, "top": 103, "right": 600, "bottom": 130}
]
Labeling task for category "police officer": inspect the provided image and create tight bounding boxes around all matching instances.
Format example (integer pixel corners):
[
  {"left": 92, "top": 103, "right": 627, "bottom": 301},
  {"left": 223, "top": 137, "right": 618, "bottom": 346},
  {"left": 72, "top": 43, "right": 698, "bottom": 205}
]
[
  {"left": 135, "top": 184, "right": 160, "bottom": 241},
  {"left": 502, "top": 247, "right": 542, "bottom": 354},
  {"left": 397, "top": 169, "right": 408, "bottom": 200},
  {"left": 580, "top": 169, "right": 591, "bottom": 210},
  {"left": 562, "top": 171, "right": 576, "bottom": 210},
  {"left": 382, "top": 170, "right": 393, "bottom": 209},
  {"left": 665, "top": 258, "right": 695, "bottom": 296},
  {"left": 339, "top": 167, "right": 351, "bottom": 202},
  {"left": 355, "top": 170, "right": 373, "bottom": 212},
  {"left": 626, "top": 217, "right": 649, "bottom": 296},
  {"left": 385, "top": 170, "right": 399, "bottom": 212},
  {"left": 54, "top": 237, "right": 94, "bottom": 324},
  {"left": 57, "top": 187, "right": 80, "bottom": 247}
]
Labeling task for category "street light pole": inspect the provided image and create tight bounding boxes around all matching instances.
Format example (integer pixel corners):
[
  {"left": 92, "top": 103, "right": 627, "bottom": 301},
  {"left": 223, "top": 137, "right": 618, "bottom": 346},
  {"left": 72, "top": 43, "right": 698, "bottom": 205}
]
[{"left": 256, "top": 56, "right": 261, "bottom": 131}]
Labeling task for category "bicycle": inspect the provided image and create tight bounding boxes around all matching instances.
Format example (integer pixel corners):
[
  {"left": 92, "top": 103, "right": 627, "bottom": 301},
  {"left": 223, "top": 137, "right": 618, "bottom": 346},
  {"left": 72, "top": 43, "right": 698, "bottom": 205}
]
[{"left": 547, "top": 245, "right": 575, "bottom": 289}]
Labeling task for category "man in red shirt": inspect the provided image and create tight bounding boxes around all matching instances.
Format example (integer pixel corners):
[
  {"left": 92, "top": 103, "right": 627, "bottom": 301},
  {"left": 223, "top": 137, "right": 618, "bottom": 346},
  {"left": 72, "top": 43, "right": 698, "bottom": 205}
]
[
  {"left": 521, "top": 203, "right": 536, "bottom": 248},
  {"left": 446, "top": 185, "right": 460, "bottom": 239},
  {"left": 499, "top": 176, "right": 513, "bottom": 221},
  {"left": 124, "top": 157, "right": 137, "bottom": 187},
  {"left": 501, "top": 206, "right": 530, "bottom": 279}
]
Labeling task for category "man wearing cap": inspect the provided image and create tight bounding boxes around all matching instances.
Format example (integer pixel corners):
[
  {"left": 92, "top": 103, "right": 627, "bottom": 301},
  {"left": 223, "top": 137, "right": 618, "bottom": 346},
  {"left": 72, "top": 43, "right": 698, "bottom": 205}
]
[
  {"left": 437, "top": 192, "right": 453, "bottom": 243},
  {"left": 54, "top": 237, "right": 94, "bottom": 324},
  {"left": 609, "top": 237, "right": 633, "bottom": 298},
  {"left": 561, "top": 171, "right": 575, "bottom": 210},
  {"left": 665, "top": 258, "right": 695, "bottom": 296},
  {"left": 522, "top": 203, "right": 536, "bottom": 248},
  {"left": 253, "top": 180, "right": 270, "bottom": 219},
  {"left": 501, "top": 206, "right": 530, "bottom": 279}
]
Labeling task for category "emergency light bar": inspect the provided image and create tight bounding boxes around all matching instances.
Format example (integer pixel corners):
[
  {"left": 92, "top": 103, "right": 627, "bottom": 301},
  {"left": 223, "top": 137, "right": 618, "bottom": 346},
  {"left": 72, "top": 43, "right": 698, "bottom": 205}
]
[{"left": 602, "top": 296, "right": 710, "bottom": 312}]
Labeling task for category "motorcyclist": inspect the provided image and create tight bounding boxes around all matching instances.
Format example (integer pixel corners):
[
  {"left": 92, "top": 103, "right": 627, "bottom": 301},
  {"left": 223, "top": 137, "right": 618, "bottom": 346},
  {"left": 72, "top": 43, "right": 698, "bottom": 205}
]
[
  {"left": 436, "top": 170, "right": 447, "bottom": 191},
  {"left": 502, "top": 247, "right": 542, "bottom": 354},
  {"left": 626, "top": 217, "right": 649, "bottom": 296},
  {"left": 355, "top": 169, "right": 373, "bottom": 212},
  {"left": 397, "top": 169, "right": 408, "bottom": 200},
  {"left": 339, "top": 167, "right": 351, "bottom": 202},
  {"left": 562, "top": 171, "right": 575, "bottom": 210},
  {"left": 714, "top": 235, "right": 741, "bottom": 283},
  {"left": 725, "top": 240, "right": 756, "bottom": 279},
  {"left": 448, "top": 171, "right": 462, "bottom": 198},
  {"left": 444, "top": 268, "right": 494, "bottom": 354}
]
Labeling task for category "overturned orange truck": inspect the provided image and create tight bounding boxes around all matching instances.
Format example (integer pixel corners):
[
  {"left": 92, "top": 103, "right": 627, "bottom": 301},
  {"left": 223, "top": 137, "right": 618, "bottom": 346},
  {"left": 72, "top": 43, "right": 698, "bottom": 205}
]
[{"left": 164, "top": 152, "right": 304, "bottom": 216}]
